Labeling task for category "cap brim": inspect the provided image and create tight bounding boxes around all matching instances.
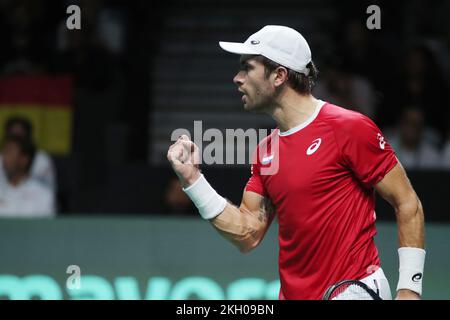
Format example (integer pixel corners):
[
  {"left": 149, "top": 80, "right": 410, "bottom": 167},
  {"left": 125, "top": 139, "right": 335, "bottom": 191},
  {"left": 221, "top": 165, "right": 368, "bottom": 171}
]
[{"left": 219, "top": 41, "right": 259, "bottom": 55}]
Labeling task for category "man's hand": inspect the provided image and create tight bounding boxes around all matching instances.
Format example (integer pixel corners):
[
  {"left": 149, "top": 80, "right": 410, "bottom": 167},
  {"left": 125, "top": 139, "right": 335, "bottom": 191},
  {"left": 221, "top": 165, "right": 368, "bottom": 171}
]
[
  {"left": 395, "top": 289, "right": 421, "bottom": 300},
  {"left": 167, "top": 135, "right": 201, "bottom": 188}
]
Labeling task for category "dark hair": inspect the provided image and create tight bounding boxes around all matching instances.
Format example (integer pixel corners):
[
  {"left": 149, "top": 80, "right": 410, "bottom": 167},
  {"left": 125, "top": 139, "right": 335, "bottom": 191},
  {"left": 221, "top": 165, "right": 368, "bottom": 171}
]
[
  {"left": 5, "top": 116, "right": 33, "bottom": 138},
  {"left": 254, "top": 55, "right": 319, "bottom": 94},
  {"left": 3, "top": 135, "right": 36, "bottom": 172}
]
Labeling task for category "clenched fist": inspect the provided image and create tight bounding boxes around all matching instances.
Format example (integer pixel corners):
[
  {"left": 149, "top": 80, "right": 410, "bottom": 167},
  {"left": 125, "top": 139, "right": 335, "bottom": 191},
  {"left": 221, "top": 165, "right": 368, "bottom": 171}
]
[{"left": 167, "top": 135, "right": 201, "bottom": 188}]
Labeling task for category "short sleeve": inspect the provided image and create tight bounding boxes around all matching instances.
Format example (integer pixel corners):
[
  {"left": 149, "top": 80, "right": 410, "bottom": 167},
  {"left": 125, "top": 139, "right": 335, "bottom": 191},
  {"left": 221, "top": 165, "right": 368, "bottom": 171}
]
[
  {"left": 338, "top": 114, "right": 398, "bottom": 188},
  {"left": 244, "top": 147, "right": 267, "bottom": 197}
]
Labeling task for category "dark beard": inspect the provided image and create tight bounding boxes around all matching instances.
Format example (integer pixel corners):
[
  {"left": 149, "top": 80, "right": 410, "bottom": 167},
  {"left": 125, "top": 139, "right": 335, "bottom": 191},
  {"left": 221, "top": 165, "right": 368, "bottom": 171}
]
[{"left": 247, "top": 87, "right": 278, "bottom": 114}]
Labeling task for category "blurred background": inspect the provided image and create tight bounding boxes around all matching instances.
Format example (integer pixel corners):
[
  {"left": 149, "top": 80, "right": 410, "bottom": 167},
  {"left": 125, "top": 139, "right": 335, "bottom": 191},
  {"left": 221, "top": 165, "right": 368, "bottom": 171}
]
[{"left": 0, "top": 0, "right": 449, "bottom": 299}]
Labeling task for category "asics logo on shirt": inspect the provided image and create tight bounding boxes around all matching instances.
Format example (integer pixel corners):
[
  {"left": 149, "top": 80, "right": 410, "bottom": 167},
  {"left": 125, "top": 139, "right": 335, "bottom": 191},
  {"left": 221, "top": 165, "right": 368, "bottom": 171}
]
[
  {"left": 377, "top": 133, "right": 386, "bottom": 150},
  {"left": 306, "top": 138, "right": 322, "bottom": 156}
]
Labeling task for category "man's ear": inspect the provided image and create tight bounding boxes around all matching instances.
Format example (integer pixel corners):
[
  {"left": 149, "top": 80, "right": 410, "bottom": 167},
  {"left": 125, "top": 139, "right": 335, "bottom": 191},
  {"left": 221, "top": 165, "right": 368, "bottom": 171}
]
[{"left": 273, "top": 67, "right": 289, "bottom": 87}]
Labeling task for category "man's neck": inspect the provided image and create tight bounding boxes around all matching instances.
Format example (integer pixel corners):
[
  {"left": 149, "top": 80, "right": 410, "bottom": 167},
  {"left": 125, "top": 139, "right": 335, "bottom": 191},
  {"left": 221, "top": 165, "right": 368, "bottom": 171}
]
[{"left": 269, "top": 91, "right": 320, "bottom": 133}]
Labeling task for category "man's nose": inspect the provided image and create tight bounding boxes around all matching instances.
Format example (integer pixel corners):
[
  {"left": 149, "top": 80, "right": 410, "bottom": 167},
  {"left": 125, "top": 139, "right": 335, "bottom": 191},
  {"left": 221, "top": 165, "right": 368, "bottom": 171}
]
[{"left": 233, "top": 71, "right": 244, "bottom": 86}]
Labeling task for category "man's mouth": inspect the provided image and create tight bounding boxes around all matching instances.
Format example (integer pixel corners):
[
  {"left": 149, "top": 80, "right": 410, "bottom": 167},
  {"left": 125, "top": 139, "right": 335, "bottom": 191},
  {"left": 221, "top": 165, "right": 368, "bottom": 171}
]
[{"left": 238, "top": 88, "right": 247, "bottom": 103}]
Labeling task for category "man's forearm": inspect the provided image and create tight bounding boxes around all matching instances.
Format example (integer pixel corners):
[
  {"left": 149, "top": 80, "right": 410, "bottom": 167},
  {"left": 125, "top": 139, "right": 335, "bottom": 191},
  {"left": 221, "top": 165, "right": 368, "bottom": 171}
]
[
  {"left": 396, "top": 195, "right": 425, "bottom": 248},
  {"left": 210, "top": 203, "right": 262, "bottom": 253},
  {"left": 181, "top": 172, "right": 269, "bottom": 253},
  {"left": 395, "top": 194, "right": 426, "bottom": 298}
]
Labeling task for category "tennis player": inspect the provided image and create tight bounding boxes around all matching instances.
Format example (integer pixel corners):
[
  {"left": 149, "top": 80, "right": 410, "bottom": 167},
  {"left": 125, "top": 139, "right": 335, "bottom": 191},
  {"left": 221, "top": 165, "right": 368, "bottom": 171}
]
[{"left": 167, "top": 26, "right": 425, "bottom": 300}]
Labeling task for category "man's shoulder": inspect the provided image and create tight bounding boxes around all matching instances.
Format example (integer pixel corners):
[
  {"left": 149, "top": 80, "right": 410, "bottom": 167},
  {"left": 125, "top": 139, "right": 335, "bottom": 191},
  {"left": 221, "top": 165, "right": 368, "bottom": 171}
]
[
  {"left": 320, "top": 102, "right": 371, "bottom": 124},
  {"left": 33, "top": 150, "right": 53, "bottom": 166},
  {"left": 319, "top": 102, "right": 377, "bottom": 133}
]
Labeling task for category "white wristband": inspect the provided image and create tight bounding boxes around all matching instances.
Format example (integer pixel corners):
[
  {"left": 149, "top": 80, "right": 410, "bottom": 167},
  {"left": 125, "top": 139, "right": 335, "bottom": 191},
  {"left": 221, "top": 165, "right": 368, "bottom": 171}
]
[
  {"left": 396, "top": 247, "right": 426, "bottom": 296},
  {"left": 183, "top": 174, "right": 227, "bottom": 220}
]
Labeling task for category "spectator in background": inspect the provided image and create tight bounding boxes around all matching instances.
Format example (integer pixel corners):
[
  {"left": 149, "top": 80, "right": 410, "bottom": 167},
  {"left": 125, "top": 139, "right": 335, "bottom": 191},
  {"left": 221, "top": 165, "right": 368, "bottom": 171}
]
[
  {"left": 314, "top": 57, "right": 377, "bottom": 118},
  {"left": 336, "top": 18, "right": 393, "bottom": 87},
  {"left": 0, "top": 135, "right": 55, "bottom": 217},
  {"left": 387, "top": 108, "right": 441, "bottom": 169},
  {"left": 57, "top": 0, "right": 126, "bottom": 56},
  {"left": 0, "top": 0, "right": 50, "bottom": 75},
  {"left": 0, "top": 116, "right": 57, "bottom": 192},
  {"left": 385, "top": 44, "right": 450, "bottom": 141},
  {"left": 162, "top": 177, "right": 196, "bottom": 216},
  {"left": 52, "top": 0, "right": 126, "bottom": 92}
]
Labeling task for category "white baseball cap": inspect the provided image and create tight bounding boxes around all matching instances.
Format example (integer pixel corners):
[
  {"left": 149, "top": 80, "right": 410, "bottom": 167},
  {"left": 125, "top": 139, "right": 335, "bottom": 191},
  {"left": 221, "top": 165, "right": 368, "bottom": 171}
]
[{"left": 219, "top": 25, "right": 312, "bottom": 75}]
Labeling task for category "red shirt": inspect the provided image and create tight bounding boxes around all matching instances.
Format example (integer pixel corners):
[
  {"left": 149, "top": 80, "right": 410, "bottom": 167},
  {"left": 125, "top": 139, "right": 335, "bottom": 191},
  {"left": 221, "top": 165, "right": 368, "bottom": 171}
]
[{"left": 245, "top": 102, "right": 398, "bottom": 300}]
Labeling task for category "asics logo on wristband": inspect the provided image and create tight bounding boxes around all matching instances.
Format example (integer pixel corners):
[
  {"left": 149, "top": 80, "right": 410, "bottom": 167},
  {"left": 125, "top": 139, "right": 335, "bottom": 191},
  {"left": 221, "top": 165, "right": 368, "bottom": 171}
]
[{"left": 412, "top": 273, "right": 423, "bottom": 282}]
